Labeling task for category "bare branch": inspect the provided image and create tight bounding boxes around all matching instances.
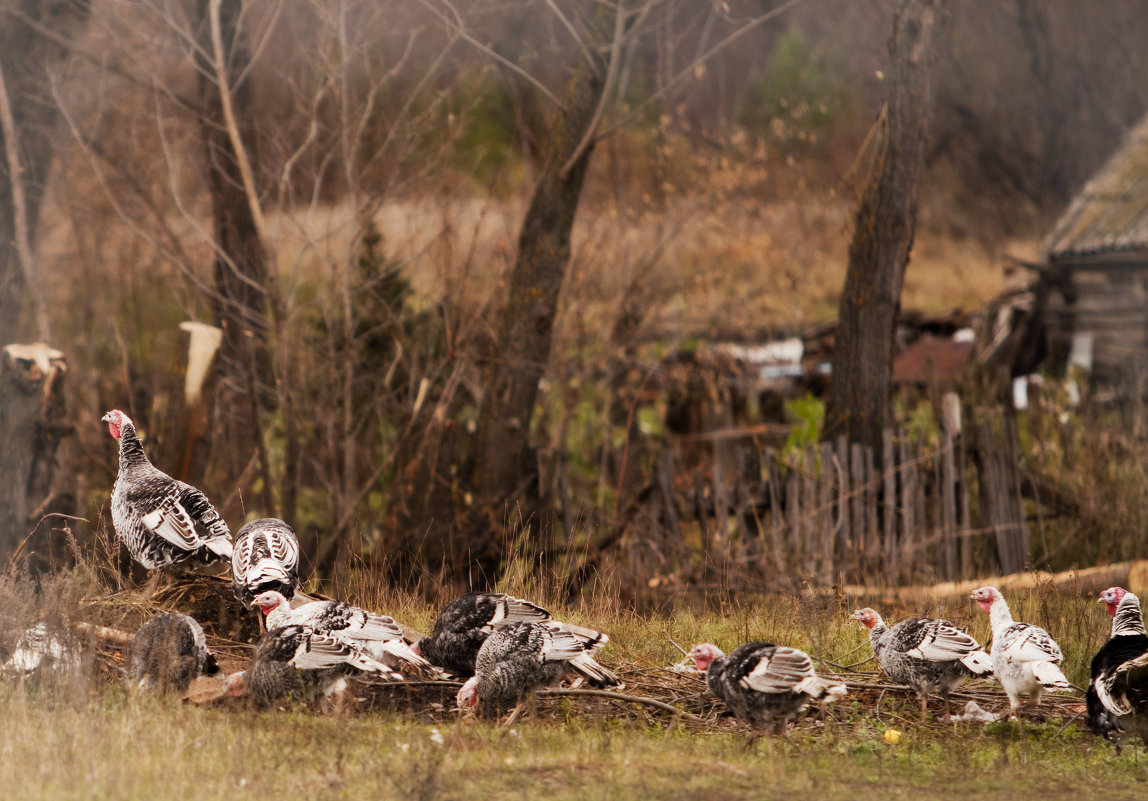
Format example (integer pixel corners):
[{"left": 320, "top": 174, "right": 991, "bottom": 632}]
[
  {"left": 599, "top": 0, "right": 808, "bottom": 140},
  {"left": 417, "top": 0, "right": 564, "bottom": 109},
  {"left": 558, "top": 0, "right": 625, "bottom": 179}
]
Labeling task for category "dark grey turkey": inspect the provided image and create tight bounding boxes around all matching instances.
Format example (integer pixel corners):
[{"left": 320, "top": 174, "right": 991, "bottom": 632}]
[
  {"left": 129, "top": 612, "right": 219, "bottom": 693},
  {"left": 1087, "top": 587, "right": 1148, "bottom": 742},
  {"left": 688, "top": 641, "right": 846, "bottom": 738},
  {"left": 103, "top": 410, "right": 233, "bottom": 569},
  {"left": 416, "top": 592, "right": 596, "bottom": 677},
  {"left": 852, "top": 607, "right": 993, "bottom": 721},
  {"left": 225, "top": 624, "right": 402, "bottom": 706},
  {"left": 455, "top": 621, "right": 620, "bottom": 721},
  {"left": 231, "top": 518, "right": 300, "bottom": 607}
]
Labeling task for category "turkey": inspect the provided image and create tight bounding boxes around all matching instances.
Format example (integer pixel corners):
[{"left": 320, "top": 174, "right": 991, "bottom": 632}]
[
  {"left": 851, "top": 607, "right": 993, "bottom": 721},
  {"left": 1, "top": 623, "right": 80, "bottom": 676},
  {"left": 224, "top": 624, "right": 402, "bottom": 705},
  {"left": 415, "top": 591, "right": 599, "bottom": 678},
  {"left": 231, "top": 518, "right": 300, "bottom": 608},
  {"left": 455, "top": 620, "right": 620, "bottom": 722},
  {"left": 102, "top": 409, "right": 233, "bottom": 569},
  {"left": 688, "top": 642, "right": 846, "bottom": 740},
  {"left": 1087, "top": 586, "right": 1148, "bottom": 741},
  {"left": 252, "top": 590, "right": 430, "bottom": 673},
  {"left": 969, "top": 585, "right": 1072, "bottom": 716},
  {"left": 129, "top": 612, "right": 219, "bottom": 693}
]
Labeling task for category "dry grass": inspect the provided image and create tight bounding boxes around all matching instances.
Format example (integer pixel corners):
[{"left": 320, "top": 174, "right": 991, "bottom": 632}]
[{"left": 4, "top": 565, "right": 1147, "bottom": 800}]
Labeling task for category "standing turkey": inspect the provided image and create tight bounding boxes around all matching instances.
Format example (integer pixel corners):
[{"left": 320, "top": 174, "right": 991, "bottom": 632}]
[
  {"left": 129, "top": 612, "right": 220, "bottom": 693},
  {"left": 415, "top": 592, "right": 596, "bottom": 678},
  {"left": 252, "top": 590, "right": 429, "bottom": 672},
  {"left": 102, "top": 410, "right": 233, "bottom": 569},
  {"left": 456, "top": 621, "right": 620, "bottom": 722},
  {"left": 969, "top": 586, "right": 1072, "bottom": 716},
  {"left": 225, "top": 624, "right": 402, "bottom": 705},
  {"left": 1087, "top": 586, "right": 1148, "bottom": 741},
  {"left": 688, "top": 642, "right": 846, "bottom": 740},
  {"left": 851, "top": 607, "right": 993, "bottom": 721},
  {"left": 231, "top": 518, "right": 300, "bottom": 608}
]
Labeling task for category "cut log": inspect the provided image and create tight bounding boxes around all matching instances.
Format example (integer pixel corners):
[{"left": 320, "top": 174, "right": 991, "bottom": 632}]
[{"left": 842, "top": 560, "right": 1148, "bottom": 603}]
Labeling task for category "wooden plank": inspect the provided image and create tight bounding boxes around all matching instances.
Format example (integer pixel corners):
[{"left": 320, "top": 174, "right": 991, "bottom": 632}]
[
  {"left": 851, "top": 442, "right": 865, "bottom": 567},
  {"left": 883, "top": 428, "right": 897, "bottom": 582},
  {"left": 803, "top": 449, "right": 818, "bottom": 577},
  {"left": 941, "top": 428, "right": 958, "bottom": 580},
  {"left": 820, "top": 442, "right": 836, "bottom": 582},
  {"left": 836, "top": 436, "right": 851, "bottom": 577},
  {"left": 786, "top": 453, "right": 802, "bottom": 573},
  {"left": 865, "top": 444, "right": 879, "bottom": 566},
  {"left": 957, "top": 431, "right": 972, "bottom": 578},
  {"left": 766, "top": 451, "right": 785, "bottom": 573},
  {"left": 900, "top": 437, "right": 915, "bottom": 580}
]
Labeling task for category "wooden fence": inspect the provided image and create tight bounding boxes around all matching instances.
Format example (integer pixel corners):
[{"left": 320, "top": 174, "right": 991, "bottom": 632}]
[{"left": 648, "top": 414, "right": 1030, "bottom": 586}]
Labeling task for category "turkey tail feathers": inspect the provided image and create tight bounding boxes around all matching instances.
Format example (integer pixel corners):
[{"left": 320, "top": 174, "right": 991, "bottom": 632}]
[
  {"left": 1031, "top": 661, "right": 1073, "bottom": 690},
  {"left": 205, "top": 536, "right": 234, "bottom": 562},
  {"left": 959, "top": 650, "right": 994, "bottom": 676},
  {"left": 567, "top": 653, "right": 623, "bottom": 690}
]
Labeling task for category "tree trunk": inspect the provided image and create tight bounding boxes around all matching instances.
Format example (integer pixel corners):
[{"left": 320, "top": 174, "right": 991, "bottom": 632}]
[
  {"left": 824, "top": 0, "right": 947, "bottom": 452},
  {"left": 0, "top": 0, "right": 91, "bottom": 344},
  {"left": 0, "top": 344, "right": 71, "bottom": 565},
  {"left": 471, "top": 8, "right": 615, "bottom": 527},
  {"left": 193, "top": 0, "right": 272, "bottom": 506}
]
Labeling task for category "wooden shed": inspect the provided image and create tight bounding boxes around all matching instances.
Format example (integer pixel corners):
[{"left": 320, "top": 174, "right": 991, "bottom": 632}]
[{"left": 1043, "top": 113, "right": 1148, "bottom": 390}]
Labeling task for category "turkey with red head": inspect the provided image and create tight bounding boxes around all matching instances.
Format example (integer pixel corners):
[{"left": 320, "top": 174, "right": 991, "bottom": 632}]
[
  {"left": 102, "top": 409, "right": 232, "bottom": 569},
  {"left": 1087, "top": 587, "right": 1148, "bottom": 742},
  {"left": 688, "top": 641, "right": 846, "bottom": 739},
  {"left": 969, "top": 585, "right": 1072, "bottom": 716},
  {"left": 852, "top": 607, "right": 992, "bottom": 721}
]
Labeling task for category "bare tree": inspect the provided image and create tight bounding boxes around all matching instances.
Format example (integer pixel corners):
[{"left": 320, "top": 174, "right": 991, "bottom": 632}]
[
  {"left": 824, "top": 0, "right": 947, "bottom": 452},
  {"left": 0, "top": 0, "right": 91, "bottom": 344}
]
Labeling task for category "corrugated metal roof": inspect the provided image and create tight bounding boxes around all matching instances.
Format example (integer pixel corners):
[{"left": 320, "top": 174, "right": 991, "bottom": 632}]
[{"left": 1046, "top": 112, "right": 1148, "bottom": 259}]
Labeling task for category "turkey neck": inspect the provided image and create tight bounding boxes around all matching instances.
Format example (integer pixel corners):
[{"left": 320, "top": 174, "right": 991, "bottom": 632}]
[
  {"left": 868, "top": 618, "right": 889, "bottom": 655},
  {"left": 1112, "top": 594, "right": 1147, "bottom": 637},
  {"left": 117, "top": 425, "right": 149, "bottom": 470},
  {"left": 987, "top": 596, "right": 1014, "bottom": 634}
]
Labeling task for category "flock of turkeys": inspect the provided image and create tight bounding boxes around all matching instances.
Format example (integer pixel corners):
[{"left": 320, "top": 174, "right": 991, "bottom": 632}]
[{"left": 9, "top": 408, "right": 1147, "bottom": 742}]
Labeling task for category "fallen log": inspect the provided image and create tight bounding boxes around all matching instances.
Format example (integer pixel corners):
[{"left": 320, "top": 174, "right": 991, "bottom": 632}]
[{"left": 841, "top": 560, "right": 1148, "bottom": 604}]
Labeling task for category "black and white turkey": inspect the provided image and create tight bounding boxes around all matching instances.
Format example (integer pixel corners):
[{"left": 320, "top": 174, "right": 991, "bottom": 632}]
[
  {"left": 252, "top": 590, "right": 429, "bottom": 672},
  {"left": 852, "top": 607, "right": 993, "bottom": 721},
  {"left": 231, "top": 518, "right": 300, "bottom": 608},
  {"left": 415, "top": 592, "right": 598, "bottom": 678},
  {"left": 969, "top": 585, "right": 1072, "bottom": 716},
  {"left": 224, "top": 624, "right": 402, "bottom": 705},
  {"left": 129, "top": 612, "right": 219, "bottom": 693},
  {"left": 456, "top": 620, "right": 620, "bottom": 722},
  {"left": 688, "top": 642, "right": 846, "bottom": 739},
  {"left": 102, "top": 409, "right": 233, "bottom": 569},
  {"left": 1087, "top": 586, "right": 1148, "bottom": 741}
]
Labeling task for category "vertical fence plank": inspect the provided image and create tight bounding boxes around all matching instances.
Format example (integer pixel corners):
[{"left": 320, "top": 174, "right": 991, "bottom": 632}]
[
  {"left": 851, "top": 442, "right": 865, "bottom": 572},
  {"left": 900, "top": 437, "right": 916, "bottom": 580},
  {"left": 836, "top": 436, "right": 851, "bottom": 580},
  {"left": 820, "top": 442, "right": 836, "bottom": 582},
  {"left": 941, "top": 428, "right": 957, "bottom": 580},
  {"left": 766, "top": 451, "right": 785, "bottom": 574},
  {"left": 786, "top": 453, "right": 802, "bottom": 574},
  {"left": 865, "top": 445, "right": 879, "bottom": 567},
  {"left": 882, "top": 428, "right": 897, "bottom": 582}
]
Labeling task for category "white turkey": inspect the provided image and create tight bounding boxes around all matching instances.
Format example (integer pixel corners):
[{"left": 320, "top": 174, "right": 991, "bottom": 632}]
[
  {"left": 231, "top": 518, "right": 300, "bottom": 608},
  {"left": 224, "top": 624, "right": 402, "bottom": 705},
  {"left": 969, "top": 585, "right": 1072, "bottom": 715},
  {"left": 129, "top": 612, "right": 219, "bottom": 693},
  {"left": 102, "top": 409, "right": 233, "bottom": 569},
  {"left": 1, "top": 623, "right": 80, "bottom": 676},
  {"left": 252, "top": 590, "right": 429, "bottom": 672},
  {"left": 688, "top": 642, "right": 846, "bottom": 739},
  {"left": 456, "top": 620, "right": 620, "bottom": 722},
  {"left": 1087, "top": 586, "right": 1148, "bottom": 741},
  {"left": 414, "top": 591, "right": 597, "bottom": 678},
  {"left": 851, "top": 607, "right": 993, "bottom": 721}
]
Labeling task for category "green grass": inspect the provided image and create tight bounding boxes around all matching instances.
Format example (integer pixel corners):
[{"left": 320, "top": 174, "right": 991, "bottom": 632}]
[
  {"left": 3, "top": 580, "right": 1144, "bottom": 801},
  {"left": 4, "top": 688, "right": 1148, "bottom": 801}
]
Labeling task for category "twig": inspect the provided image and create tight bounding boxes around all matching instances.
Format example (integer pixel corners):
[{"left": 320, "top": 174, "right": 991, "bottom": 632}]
[
  {"left": 665, "top": 630, "right": 689, "bottom": 657},
  {"left": 538, "top": 687, "right": 707, "bottom": 724}
]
